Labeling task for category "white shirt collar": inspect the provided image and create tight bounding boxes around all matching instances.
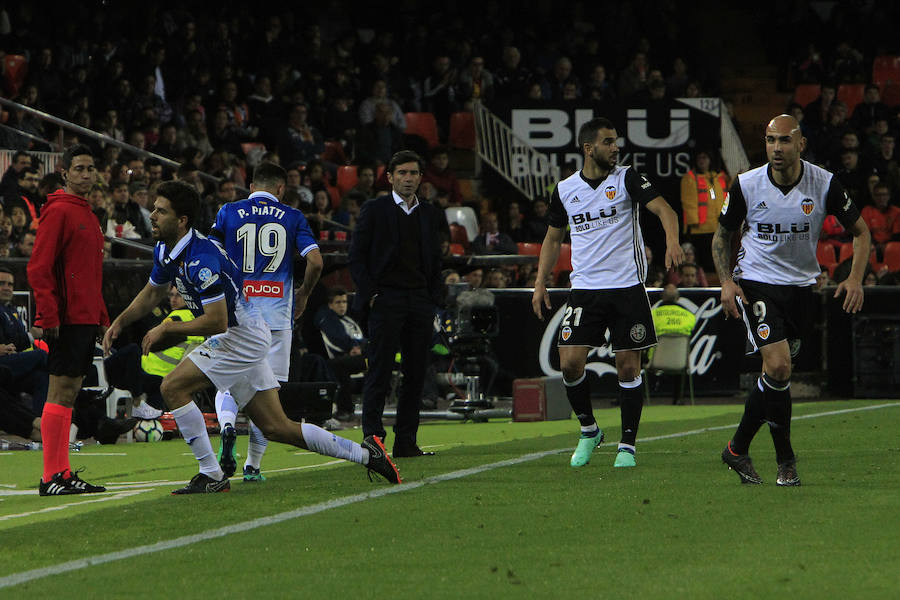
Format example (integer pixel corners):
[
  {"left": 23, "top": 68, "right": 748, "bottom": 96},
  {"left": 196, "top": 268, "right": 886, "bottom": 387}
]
[
  {"left": 392, "top": 190, "right": 419, "bottom": 215},
  {"left": 249, "top": 191, "right": 280, "bottom": 203},
  {"left": 163, "top": 229, "right": 194, "bottom": 265}
]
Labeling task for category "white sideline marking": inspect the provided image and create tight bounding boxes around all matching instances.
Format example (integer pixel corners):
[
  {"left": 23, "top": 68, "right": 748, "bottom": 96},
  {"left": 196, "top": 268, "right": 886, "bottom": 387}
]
[
  {"left": 0, "top": 402, "right": 896, "bottom": 589},
  {"left": 0, "top": 489, "right": 151, "bottom": 522}
]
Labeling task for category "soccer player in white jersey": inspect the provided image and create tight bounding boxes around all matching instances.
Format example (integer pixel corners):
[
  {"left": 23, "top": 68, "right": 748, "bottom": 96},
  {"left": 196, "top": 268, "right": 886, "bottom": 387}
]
[
  {"left": 533, "top": 117, "right": 684, "bottom": 469},
  {"left": 713, "top": 114, "right": 870, "bottom": 486},
  {"left": 209, "top": 162, "right": 320, "bottom": 482}
]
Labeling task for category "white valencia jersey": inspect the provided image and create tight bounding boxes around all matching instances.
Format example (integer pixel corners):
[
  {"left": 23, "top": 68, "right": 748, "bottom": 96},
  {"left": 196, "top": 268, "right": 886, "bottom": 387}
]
[
  {"left": 720, "top": 161, "right": 860, "bottom": 286},
  {"left": 548, "top": 166, "right": 659, "bottom": 289}
]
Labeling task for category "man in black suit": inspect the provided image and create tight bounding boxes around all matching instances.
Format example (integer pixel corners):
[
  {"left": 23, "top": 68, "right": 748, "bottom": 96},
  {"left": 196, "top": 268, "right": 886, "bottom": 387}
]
[{"left": 350, "top": 150, "right": 444, "bottom": 457}]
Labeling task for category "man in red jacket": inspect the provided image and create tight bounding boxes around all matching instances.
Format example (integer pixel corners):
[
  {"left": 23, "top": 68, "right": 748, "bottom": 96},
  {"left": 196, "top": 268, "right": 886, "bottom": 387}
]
[{"left": 27, "top": 144, "right": 110, "bottom": 496}]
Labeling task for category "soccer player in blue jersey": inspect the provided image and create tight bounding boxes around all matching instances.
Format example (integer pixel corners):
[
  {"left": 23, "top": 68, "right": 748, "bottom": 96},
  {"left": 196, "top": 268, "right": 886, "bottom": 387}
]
[
  {"left": 209, "top": 162, "right": 321, "bottom": 482},
  {"left": 103, "top": 181, "right": 400, "bottom": 493}
]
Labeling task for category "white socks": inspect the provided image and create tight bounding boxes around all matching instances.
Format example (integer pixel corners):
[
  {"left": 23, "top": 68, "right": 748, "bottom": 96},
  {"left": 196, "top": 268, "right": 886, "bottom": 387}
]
[
  {"left": 300, "top": 423, "right": 368, "bottom": 465},
  {"left": 172, "top": 402, "right": 224, "bottom": 480},
  {"left": 245, "top": 419, "right": 268, "bottom": 470},
  {"left": 215, "top": 390, "right": 238, "bottom": 429}
]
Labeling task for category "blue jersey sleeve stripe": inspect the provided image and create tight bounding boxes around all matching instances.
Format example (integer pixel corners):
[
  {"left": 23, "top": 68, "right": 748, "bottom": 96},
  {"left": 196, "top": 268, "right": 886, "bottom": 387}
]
[
  {"left": 299, "top": 243, "right": 320, "bottom": 257},
  {"left": 200, "top": 293, "right": 225, "bottom": 305},
  {"left": 149, "top": 276, "right": 168, "bottom": 287}
]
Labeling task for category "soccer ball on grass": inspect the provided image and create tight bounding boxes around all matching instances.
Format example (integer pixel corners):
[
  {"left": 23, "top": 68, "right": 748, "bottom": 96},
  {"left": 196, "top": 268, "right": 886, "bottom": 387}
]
[{"left": 133, "top": 419, "right": 164, "bottom": 442}]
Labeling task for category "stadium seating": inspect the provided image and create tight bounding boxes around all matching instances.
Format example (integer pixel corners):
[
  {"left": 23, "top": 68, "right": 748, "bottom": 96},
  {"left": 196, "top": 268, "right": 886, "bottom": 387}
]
[
  {"left": 816, "top": 241, "right": 838, "bottom": 265},
  {"left": 449, "top": 242, "right": 466, "bottom": 256},
  {"left": 881, "top": 82, "right": 900, "bottom": 108},
  {"left": 336, "top": 165, "right": 358, "bottom": 194},
  {"left": 517, "top": 242, "right": 541, "bottom": 256},
  {"left": 445, "top": 206, "right": 479, "bottom": 241},
  {"left": 883, "top": 242, "right": 900, "bottom": 271},
  {"left": 449, "top": 224, "right": 469, "bottom": 251},
  {"left": 872, "top": 55, "right": 900, "bottom": 87},
  {"left": 321, "top": 140, "right": 347, "bottom": 165},
  {"left": 449, "top": 112, "right": 476, "bottom": 149},
  {"left": 404, "top": 112, "right": 440, "bottom": 148},
  {"left": 3, "top": 54, "right": 27, "bottom": 96},
  {"left": 553, "top": 243, "right": 572, "bottom": 279},
  {"left": 793, "top": 84, "right": 821, "bottom": 108},
  {"left": 837, "top": 84, "right": 865, "bottom": 115}
]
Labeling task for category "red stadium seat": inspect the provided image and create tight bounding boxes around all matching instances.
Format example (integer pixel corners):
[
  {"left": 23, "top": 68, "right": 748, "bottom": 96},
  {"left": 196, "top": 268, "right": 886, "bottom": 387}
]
[
  {"left": 838, "top": 242, "right": 854, "bottom": 263},
  {"left": 3, "top": 54, "right": 27, "bottom": 96},
  {"left": 553, "top": 243, "right": 572, "bottom": 278},
  {"left": 882, "top": 82, "right": 900, "bottom": 108},
  {"left": 404, "top": 112, "right": 439, "bottom": 148},
  {"left": 872, "top": 55, "right": 900, "bottom": 86},
  {"left": 449, "top": 112, "right": 476, "bottom": 149},
  {"left": 449, "top": 224, "right": 469, "bottom": 251},
  {"left": 321, "top": 140, "right": 347, "bottom": 165},
  {"left": 838, "top": 84, "right": 865, "bottom": 116},
  {"left": 517, "top": 242, "right": 541, "bottom": 256},
  {"left": 816, "top": 241, "right": 837, "bottom": 265},
  {"left": 793, "top": 84, "right": 821, "bottom": 108},
  {"left": 883, "top": 242, "right": 900, "bottom": 271},
  {"left": 449, "top": 242, "right": 466, "bottom": 256},
  {"left": 336, "top": 165, "right": 358, "bottom": 194}
]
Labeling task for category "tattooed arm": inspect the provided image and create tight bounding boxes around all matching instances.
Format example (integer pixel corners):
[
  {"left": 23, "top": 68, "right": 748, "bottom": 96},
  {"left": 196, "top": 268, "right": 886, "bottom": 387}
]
[{"left": 712, "top": 224, "right": 747, "bottom": 319}]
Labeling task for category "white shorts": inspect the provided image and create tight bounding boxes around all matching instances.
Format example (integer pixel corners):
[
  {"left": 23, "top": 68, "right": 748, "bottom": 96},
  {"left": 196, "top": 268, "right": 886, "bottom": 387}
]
[
  {"left": 188, "top": 314, "right": 280, "bottom": 409},
  {"left": 267, "top": 329, "right": 292, "bottom": 381}
]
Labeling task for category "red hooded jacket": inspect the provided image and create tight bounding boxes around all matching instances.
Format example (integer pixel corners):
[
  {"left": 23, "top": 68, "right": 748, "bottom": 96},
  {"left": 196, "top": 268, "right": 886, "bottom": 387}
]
[{"left": 27, "top": 190, "right": 109, "bottom": 329}]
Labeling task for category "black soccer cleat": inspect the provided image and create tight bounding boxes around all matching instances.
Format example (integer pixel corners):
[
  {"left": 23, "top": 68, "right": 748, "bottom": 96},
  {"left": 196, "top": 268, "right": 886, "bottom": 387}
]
[
  {"left": 65, "top": 468, "right": 107, "bottom": 493},
  {"left": 38, "top": 471, "right": 82, "bottom": 496},
  {"left": 721, "top": 443, "right": 763, "bottom": 485},
  {"left": 776, "top": 459, "right": 801, "bottom": 486},
  {"left": 171, "top": 472, "right": 231, "bottom": 495},
  {"left": 218, "top": 424, "right": 238, "bottom": 478},
  {"left": 362, "top": 435, "right": 402, "bottom": 484}
]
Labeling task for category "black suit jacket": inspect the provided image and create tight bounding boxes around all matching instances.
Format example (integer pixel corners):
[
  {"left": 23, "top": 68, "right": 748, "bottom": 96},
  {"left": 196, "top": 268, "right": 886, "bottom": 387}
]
[{"left": 349, "top": 194, "right": 444, "bottom": 312}]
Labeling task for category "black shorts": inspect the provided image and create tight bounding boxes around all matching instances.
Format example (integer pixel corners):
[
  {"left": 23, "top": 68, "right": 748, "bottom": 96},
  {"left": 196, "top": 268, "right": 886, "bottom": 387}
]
[
  {"left": 558, "top": 285, "right": 657, "bottom": 351},
  {"left": 738, "top": 279, "right": 815, "bottom": 353},
  {"left": 47, "top": 324, "right": 98, "bottom": 378}
]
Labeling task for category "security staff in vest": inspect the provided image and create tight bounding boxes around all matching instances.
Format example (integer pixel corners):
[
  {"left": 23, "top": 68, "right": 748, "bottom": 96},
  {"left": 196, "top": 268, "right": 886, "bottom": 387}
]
[
  {"left": 349, "top": 150, "right": 445, "bottom": 458},
  {"left": 646, "top": 284, "right": 697, "bottom": 404},
  {"left": 103, "top": 286, "right": 204, "bottom": 418},
  {"left": 680, "top": 150, "right": 727, "bottom": 272}
]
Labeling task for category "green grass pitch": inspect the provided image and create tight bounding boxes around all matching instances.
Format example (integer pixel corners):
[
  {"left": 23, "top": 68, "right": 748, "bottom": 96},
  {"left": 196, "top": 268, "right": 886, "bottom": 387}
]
[{"left": 1, "top": 400, "right": 897, "bottom": 599}]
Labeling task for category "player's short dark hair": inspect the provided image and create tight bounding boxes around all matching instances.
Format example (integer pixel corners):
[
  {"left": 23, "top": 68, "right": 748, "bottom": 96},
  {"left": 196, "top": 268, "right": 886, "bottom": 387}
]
[
  {"left": 577, "top": 117, "right": 617, "bottom": 147},
  {"left": 12, "top": 150, "right": 30, "bottom": 163},
  {"left": 18, "top": 166, "right": 38, "bottom": 179},
  {"left": 157, "top": 181, "right": 200, "bottom": 229},
  {"left": 40, "top": 172, "right": 64, "bottom": 190},
  {"left": 388, "top": 150, "right": 424, "bottom": 175},
  {"left": 0, "top": 265, "right": 13, "bottom": 277},
  {"left": 252, "top": 162, "right": 287, "bottom": 189},
  {"left": 60, "top": 144, "right": 94, "bottom": 170},
  {"left": 326, "top": 287, "right": 348, "bottom": 302},
  {"left": 110, "top": 179, "right": 128, "bottom": 191}
]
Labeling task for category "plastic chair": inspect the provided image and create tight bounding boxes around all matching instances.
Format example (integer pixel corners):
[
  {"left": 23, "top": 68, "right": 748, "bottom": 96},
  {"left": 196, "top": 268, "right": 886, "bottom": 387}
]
[
  {"left": 816, "top": 241, "right": 837, "bottom": 265},
  {"left": 838, "top": 84, "right": 865, "bottom": 116},
  {"left": 872, "top": 55, "right": 900, "bottom": 86},
  {"left": 449, "top": 111, "right": 476, "bottom": 149},
  {"left": 87, "top": 347, "right": 131, "bottom": 419},
  {"left": 838, "top": 242, "right": 854, "bottom": 263},
  {"left": 404, "top": 112, "right": 440, "bottom": 148},
  {"left": 793, "top": 84, "right": 821, "bottom": 107},
  {"left": 883, "top": 242, "right": 900, "bottom": 271},
  {"left": 336, "top": 165, "right": 359, "bottom": 194},
  {"left": 3, "top": 54, "right": 28, "bottom": 96},
  {"left": 882, "top": 82, "right": 900, "bottom": 108},
  {"left": 517, "top": 242, "right": 541, "bottom": 256},
  {"left": 553, "top": 243, "right": 571, "bottom": 279},
  {"left": 445, "top": 206, "right": 479, "bottom": 241},
  {"left": 449, "top": 224, "right": 470, "bottom": 251},
  {"left": 321, "top": 140, "right": 347, "bottom": 164},
  {"left": 642, "top": 334, "right": 694, "bottom": 405},
  {"left": 449, "top": 242, "right": 466, "bottom": 256}
]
